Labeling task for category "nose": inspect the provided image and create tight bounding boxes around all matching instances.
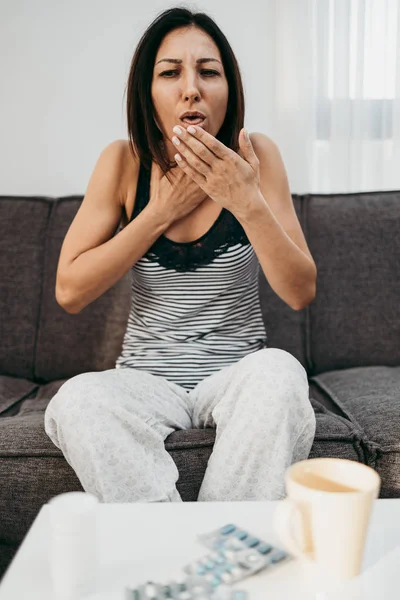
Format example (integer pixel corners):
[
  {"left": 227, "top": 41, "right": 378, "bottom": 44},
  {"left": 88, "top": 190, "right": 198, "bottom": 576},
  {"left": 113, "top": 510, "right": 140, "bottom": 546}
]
[
  {"left": 181, "top": 72, "right": 201, "bottom": 102},
  {"left": 185, "top": 91, "right": 200, "bottom": 101}
]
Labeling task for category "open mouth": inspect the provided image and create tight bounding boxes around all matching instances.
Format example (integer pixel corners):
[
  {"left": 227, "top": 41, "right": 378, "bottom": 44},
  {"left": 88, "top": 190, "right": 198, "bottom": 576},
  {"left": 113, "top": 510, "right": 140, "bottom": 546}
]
[{"left": 180, "top": 116, "right": 206, "bottom": 126}]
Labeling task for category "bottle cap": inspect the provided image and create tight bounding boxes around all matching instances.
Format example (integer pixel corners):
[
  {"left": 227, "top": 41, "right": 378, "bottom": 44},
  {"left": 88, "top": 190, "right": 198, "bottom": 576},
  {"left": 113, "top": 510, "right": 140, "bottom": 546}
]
[{"left": 48, "top": 491, "right": 99, "bottom": 532}]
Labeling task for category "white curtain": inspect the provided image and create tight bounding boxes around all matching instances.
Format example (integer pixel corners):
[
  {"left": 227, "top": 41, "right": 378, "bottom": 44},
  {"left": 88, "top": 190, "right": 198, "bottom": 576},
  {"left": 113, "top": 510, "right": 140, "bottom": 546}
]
[{"left": 263, "top": 0, "right": 400, "bottom": 194}]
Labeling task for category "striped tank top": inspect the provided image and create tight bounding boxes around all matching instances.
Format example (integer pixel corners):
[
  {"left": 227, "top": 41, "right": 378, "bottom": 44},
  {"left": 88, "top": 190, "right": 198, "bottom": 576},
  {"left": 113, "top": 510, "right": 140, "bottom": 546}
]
[{"left": 115, "top": 162, "right": 268, "bottom": 390}]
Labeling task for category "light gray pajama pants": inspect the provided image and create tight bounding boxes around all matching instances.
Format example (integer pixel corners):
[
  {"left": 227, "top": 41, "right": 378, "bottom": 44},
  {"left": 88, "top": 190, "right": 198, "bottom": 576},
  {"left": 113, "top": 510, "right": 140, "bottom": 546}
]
[{"left": 44, "top": 348, "right": 316, "bottom": 503}]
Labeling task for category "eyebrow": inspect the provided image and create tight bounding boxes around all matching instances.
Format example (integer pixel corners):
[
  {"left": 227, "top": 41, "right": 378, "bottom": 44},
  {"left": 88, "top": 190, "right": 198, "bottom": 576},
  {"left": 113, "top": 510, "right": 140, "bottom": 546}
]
[{"left": 155, "top": 57, "right": 221, "bottom": 66}]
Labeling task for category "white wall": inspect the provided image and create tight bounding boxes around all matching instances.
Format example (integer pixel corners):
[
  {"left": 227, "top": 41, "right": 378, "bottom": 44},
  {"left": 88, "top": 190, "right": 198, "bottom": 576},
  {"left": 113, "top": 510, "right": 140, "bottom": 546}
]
[{"left": 0, "top": 0, "right": 269, "bottom": 196}]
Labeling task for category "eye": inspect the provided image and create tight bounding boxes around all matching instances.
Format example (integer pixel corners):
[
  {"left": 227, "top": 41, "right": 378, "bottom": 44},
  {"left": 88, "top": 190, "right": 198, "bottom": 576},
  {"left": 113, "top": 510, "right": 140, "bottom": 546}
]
[
  {"left": 159, "top": 70, "right": 179, "bottom": 77},
  {"left": 160, "top": 69, "right": 220, "bottom": 77}
]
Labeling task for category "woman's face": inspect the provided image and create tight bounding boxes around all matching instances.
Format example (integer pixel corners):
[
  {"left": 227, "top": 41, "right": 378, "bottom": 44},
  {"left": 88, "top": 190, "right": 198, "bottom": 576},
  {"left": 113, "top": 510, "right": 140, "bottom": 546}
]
[{"left": 152, "top": 26, "right": 229, "bottom": 162}]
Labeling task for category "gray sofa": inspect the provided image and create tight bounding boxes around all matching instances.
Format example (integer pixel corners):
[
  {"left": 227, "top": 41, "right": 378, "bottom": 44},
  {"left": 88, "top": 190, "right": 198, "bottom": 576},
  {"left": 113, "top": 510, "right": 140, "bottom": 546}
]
[{"left": 1, "top": 190, "right": 399, "bottom": 581}]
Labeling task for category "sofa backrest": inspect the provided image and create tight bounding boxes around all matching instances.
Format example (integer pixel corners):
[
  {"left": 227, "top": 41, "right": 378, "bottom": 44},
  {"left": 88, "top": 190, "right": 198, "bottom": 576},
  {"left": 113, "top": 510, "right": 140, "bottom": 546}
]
[
  {"left": 305, "top": 190, "right": 400, "bottom": 375},
  {"left": 0, "top": 196, "right": 131, "bottom": 382},
  {"left": 0, "top": 197, "right": 51, "bottom": 381},
  {"left": 1, "top": 191, "right": 399, "bottom": 382}
]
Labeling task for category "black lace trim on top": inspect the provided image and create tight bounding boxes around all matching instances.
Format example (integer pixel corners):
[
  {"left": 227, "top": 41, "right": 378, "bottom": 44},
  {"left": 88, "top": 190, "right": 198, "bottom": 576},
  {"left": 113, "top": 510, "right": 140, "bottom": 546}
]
[{"left": 130, "top": 162, "right": 250, "bottom": 272}]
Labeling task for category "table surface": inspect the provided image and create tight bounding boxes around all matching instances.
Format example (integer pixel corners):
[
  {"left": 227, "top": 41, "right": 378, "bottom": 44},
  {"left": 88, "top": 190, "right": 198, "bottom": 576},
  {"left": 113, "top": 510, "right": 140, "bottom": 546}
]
[{"left": 0, "top": 498, "right": 399, "bottom": 600}]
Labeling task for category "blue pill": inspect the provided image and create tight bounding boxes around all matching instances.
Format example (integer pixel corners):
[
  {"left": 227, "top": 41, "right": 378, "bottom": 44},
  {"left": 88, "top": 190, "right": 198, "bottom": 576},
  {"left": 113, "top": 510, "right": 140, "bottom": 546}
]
[
  {"left": 220, "top": 524, "right": 236, "bottom": 535},
  {"left": 196, "top": 565, "right": 206, "bottom": 575},
  {"left": 215, "top": 555, "right": 225, "bottom": 564},
  {"left": 218, "top": 563, "right": 231, "bottom": 573},
  {"left": 257, "top": 543, "right": 273, "bottom": 554},
  {"left": 245, "top": 537, "right": 260, "bottom": 547},
  {"left": 271, "top": 550, "right": 287, "bottom": 563},
  {"left": 211, "top": 575, "right": 221, "bottom": 587},
  {"left": 235, "top": 530, "right": 248, "bottom": 540},
  {"left": 205, "top": 560, "right": 215, "bottom": 570}
]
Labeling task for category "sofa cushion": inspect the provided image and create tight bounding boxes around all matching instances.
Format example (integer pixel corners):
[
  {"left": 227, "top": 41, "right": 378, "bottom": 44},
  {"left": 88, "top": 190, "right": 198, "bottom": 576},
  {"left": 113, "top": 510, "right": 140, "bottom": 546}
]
[
  {"left": 0, "top": 376, "right": 39, "bottom": 417},
  {"left": 310, "top": 366, "right": 400, "bottom": 497},
  {"left": 258, "top": 196, "right": 308, "bottom": 370},
  {"left": 14, "top": 379, "right": 67, "bottom": 416},
  {"left": 34, "top": 198, "right": 132, "bottom": 382},
  {"left": 0, "top": 382, "right": 373, "bottom": 544},
  {"left": 306, "top": 191, "right": 400, "bottom": 373},
  {"left": 0, "top": 410, "right": 211, "bottom": 543},
  {"left": 0, "top": 412, "right": 83, "bottom": 544},
  {"left": 0, "top": 197, "right": 51, "bottom": 380}
]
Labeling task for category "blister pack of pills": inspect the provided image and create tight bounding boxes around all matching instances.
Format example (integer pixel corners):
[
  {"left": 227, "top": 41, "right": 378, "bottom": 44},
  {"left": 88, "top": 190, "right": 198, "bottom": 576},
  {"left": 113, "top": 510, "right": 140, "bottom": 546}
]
[
  {"left": 125, "top": 578, "right": 248, "bottom": 599},
  {"left": 182, "top": 523, "right": 291, "bottom": 586},
  {"left": 125, "top": 522, "right": 290, "bottom": 599}
]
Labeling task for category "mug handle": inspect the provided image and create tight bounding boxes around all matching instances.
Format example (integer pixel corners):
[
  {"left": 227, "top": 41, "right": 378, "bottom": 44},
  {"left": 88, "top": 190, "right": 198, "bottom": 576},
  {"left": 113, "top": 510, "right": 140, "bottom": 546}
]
[{"left": 274, "top": 498, "right": 312, "bottom": 560}]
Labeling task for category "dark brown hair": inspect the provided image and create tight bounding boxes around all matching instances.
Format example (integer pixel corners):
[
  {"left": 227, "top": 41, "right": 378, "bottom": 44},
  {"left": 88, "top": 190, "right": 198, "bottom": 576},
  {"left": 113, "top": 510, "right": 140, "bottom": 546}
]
[{"left": 125, "top": 6, "right": 245, "bottom": 179}]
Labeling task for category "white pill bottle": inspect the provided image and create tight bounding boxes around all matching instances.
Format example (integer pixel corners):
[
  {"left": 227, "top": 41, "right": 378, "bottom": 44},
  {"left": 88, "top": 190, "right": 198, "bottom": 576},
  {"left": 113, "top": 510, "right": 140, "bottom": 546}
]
[{"left": 48, "top": 491, "right": 99, "bottom": 599}]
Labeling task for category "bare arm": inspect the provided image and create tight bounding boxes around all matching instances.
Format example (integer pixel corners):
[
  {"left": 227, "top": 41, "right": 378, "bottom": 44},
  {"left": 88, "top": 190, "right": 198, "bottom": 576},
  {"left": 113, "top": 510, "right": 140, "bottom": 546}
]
[{"left": 56, "top": 141, "right": 172, "bottom": 314}]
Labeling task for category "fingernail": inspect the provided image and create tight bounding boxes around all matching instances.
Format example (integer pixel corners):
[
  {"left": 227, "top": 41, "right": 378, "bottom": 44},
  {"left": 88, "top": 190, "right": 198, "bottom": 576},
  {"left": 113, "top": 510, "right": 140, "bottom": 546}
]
[{"left": 173, "top": 126, "right": 183, "bottom": 135}]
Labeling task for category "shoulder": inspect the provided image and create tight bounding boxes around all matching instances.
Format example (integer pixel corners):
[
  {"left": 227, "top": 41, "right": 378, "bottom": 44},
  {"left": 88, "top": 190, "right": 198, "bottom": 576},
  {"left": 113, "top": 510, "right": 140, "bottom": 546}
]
[
  {"left": 249, "top": 132, "right": 281, "bottom": 162},
  {"left": 106, "top": 139, "right": 141, "bottom": 225},
  {"left": 120, "top": 139, "right": 140, "bottom": 186},
  {"left": 102, "top": 139, "right": 140, "bottom": 206},
  {"left": 101, "top": 139, "right": 139, "bottom": 174},
  {"left": 248, "top": 132, "right": 288, "bottom": 183},
  {"left": 104, "top": 139, "right": 139, "bottom": 178},
  {"left": 98, "top": 139, "right": 130, "bottom": 170}
]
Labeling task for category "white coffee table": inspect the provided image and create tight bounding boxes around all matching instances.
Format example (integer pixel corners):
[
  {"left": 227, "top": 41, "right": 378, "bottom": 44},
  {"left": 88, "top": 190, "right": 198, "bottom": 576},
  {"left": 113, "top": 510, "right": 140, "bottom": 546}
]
[{"left": 0, "top": 499, "right": 399, "bottom": 599}]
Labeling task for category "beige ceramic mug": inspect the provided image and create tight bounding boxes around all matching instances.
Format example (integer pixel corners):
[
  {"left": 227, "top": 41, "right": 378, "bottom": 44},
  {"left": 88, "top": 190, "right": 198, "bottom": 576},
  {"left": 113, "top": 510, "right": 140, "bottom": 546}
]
[{"left": 274, "top": 458, "right": 381, "bottom": 583}]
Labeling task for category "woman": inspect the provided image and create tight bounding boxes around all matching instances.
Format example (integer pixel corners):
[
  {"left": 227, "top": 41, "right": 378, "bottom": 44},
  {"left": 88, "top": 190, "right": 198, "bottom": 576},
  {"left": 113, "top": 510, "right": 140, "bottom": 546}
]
[{"left": 44, "top": 7, "right": 317, "bottom": 503}]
